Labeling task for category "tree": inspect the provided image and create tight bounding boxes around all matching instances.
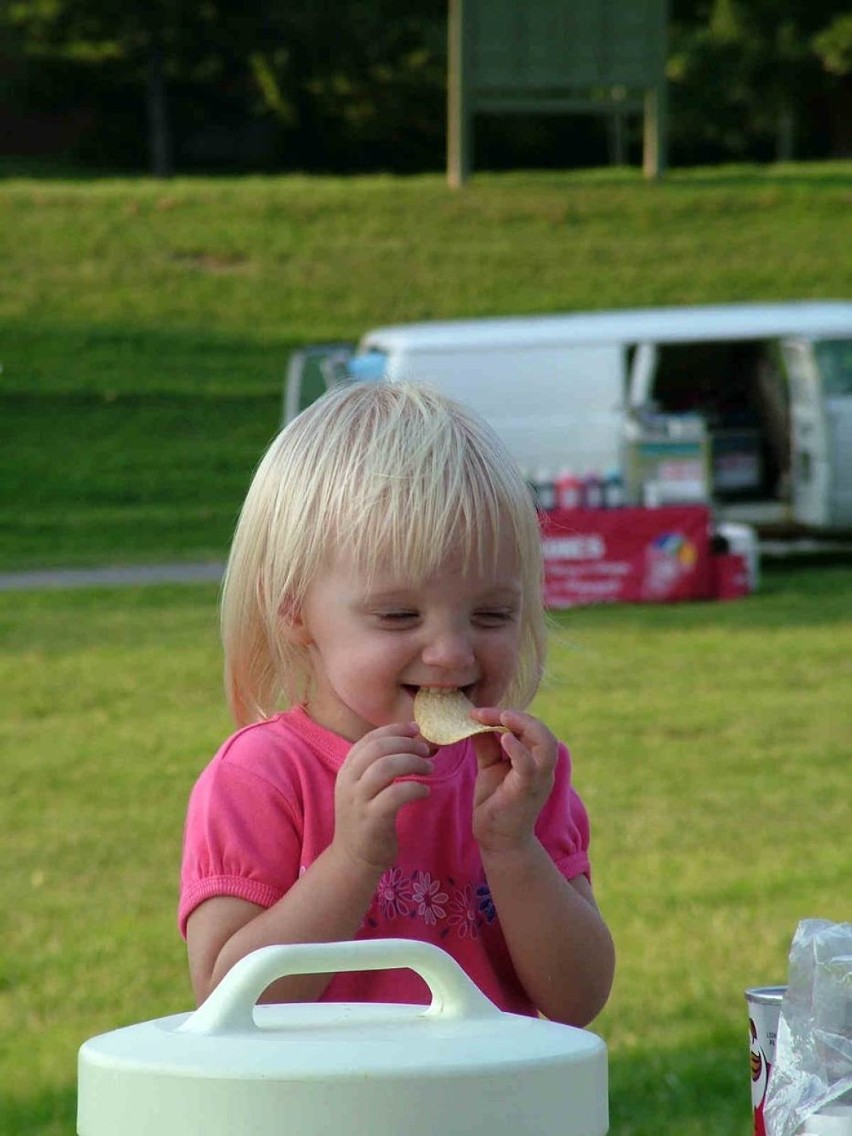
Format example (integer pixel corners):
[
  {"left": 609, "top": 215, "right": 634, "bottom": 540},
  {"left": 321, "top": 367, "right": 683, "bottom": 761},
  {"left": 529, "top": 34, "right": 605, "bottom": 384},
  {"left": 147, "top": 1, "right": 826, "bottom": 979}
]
[
  {"left": 811, "top": 12, "right": 852, "bottom": 154},
  {"left": 668, "top": 0, "right": 852, "bottom": 162},
  {"left": 2, "top": 0, "right": 446, "bottom": 173},
  {"left": 3, "top": 0, "right": 851, "bottom": 173},
  {"left": 3, "top": 0, "right": 276, "bottom": 175},
  {"left": 244, "top": 1, "right": 446, "bottom": 171}
]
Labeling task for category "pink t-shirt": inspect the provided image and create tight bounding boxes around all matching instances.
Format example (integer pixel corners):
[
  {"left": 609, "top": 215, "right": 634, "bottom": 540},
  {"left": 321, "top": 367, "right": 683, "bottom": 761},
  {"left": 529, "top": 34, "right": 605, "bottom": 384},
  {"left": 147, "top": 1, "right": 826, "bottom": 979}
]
[{"left": 179, "top": 706, "right": 592, "bottom": 1016}]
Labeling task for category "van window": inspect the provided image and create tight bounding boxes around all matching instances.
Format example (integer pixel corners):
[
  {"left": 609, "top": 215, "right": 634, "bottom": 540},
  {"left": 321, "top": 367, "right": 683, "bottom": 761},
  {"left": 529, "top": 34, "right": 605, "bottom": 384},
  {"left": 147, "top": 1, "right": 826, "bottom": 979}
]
[{"left": 814, "top": 339, "right": 852, "bottom": 396}]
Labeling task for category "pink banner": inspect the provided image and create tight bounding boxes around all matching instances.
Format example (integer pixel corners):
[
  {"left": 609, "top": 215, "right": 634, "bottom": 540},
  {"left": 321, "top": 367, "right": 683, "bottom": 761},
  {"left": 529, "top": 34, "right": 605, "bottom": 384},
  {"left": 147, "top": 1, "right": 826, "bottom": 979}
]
[{"left": 540, "top": 506, "right": 714, "bottom": 608}]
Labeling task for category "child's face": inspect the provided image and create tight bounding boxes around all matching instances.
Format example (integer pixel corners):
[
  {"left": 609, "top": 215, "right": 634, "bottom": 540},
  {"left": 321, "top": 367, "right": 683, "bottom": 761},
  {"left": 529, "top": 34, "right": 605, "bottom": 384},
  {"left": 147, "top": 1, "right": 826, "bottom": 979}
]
[{"left": 290, "top": 535, "right": 524, "bottom": 742}]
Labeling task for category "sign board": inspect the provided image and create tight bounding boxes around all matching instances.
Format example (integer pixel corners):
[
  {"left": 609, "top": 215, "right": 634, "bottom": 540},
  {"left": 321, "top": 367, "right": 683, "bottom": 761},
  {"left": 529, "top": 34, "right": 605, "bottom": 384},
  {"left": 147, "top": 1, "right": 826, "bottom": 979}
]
[
  {"left": 448, "top": 0, "right": 668, "bottom": 185},
  {"left": 539, "top": 505, "right": 713, "bottom": 607}
]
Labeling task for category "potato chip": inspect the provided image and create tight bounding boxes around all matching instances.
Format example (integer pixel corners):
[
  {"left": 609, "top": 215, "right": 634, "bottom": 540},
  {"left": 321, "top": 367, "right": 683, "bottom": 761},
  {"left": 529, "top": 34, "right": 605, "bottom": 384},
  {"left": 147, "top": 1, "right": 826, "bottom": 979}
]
[{"left": 413, "top": 687, "right": 504, "bottom": 745}]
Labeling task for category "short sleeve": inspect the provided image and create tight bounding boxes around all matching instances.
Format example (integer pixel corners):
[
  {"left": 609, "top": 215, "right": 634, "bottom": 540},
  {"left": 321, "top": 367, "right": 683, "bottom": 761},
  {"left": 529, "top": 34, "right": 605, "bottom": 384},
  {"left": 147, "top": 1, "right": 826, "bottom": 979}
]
[
  {"left": 178, "top": 747, "right": 303, "bottom": 937},
  {"left": 535, "top": 743, "right": 592, "bottom": 882}
]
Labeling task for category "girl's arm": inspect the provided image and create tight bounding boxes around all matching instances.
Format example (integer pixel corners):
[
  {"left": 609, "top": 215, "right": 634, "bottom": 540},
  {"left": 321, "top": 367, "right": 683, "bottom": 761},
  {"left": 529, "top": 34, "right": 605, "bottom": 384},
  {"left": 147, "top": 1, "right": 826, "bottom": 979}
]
[
  {"left": 186, "top": 842, "right": 382, "bottom": 1005},
  {"left": 470, "top": 708, "right": 615, "bottom": 1025},
  {"left": 186, "top": 722, "right": 433, "bottom": 1006},
  {"left": 480, "top": 842, "right": 614, "bottom": 1026}
]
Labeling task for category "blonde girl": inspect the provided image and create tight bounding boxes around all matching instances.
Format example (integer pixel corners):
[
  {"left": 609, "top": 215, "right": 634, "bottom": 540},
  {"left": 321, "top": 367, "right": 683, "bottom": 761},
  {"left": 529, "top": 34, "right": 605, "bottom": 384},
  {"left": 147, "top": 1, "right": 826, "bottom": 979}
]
[{"left": 180, "top": 381, "right": 614, "bottom": 1024}]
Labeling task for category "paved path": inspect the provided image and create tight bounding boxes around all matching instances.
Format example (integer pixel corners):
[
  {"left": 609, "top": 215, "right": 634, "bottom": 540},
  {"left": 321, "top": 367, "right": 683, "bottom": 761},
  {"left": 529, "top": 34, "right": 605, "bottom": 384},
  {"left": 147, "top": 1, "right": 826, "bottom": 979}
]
[
  {"left": 1, "top": 539, "right": 848, "bottom": 594},
  {"left": 0, "top": 561, "right": 226, "bottom": 592}
]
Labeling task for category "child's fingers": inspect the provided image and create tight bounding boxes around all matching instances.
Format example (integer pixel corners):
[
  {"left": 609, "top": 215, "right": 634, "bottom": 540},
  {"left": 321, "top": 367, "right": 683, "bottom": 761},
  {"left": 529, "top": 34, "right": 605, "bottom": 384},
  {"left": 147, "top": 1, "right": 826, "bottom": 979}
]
[
  {"left": 373, "top": 778, "right": 432, "bottom": 814},
  {"left": 342, "top": 724, "right": 429, "bottom": 777},
  {"left": 356, "top": 751, "right": 434, "bottom": 798},
  {"left": 469, "top": 706, "right": 508, "bottom": 730},
  {"left": 497, "top": 727, "right": 533, "bottom": 769},
  {"left": 471, "top": 709, "right": 556, "bottom": 771},
  {"left": 495, "top": 709, "right": 554, "bottom": 751},
  {"left": 469, "top": 706, "right": 543, "bottom": 743}
]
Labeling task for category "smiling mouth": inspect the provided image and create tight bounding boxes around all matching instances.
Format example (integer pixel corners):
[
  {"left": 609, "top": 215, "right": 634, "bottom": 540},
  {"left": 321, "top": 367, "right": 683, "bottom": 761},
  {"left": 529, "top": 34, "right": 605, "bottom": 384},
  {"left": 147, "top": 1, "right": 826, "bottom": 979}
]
[{"left": 404, "top": 683, "right": 475, "bottom": 699}]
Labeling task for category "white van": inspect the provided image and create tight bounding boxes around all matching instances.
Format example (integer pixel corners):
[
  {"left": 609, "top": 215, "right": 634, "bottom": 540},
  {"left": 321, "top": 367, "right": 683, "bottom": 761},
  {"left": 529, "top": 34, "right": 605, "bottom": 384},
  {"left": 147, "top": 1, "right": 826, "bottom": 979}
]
[{"left": 284, "top": 301, "right": 852, "bottom": 532}]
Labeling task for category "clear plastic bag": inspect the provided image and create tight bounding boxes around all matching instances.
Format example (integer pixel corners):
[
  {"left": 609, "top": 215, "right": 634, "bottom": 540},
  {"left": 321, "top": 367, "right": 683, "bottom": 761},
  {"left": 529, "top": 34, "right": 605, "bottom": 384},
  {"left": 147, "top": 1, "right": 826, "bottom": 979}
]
[{"left": 765, "top": 919, "right": 852, "bottom": 1136}]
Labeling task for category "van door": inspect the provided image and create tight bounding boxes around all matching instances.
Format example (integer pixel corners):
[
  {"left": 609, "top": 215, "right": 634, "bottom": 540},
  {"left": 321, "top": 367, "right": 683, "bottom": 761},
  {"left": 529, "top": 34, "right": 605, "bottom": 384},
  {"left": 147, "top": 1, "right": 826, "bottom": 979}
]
[
  {"left": 812, "top": 338, "right": 852, "bottom": 527},
  {"left": 780, "top": 338, "right": 831, "bottom": 528},
  {"left": 282, "top": 342, "right": 356, "bottom": 424}
]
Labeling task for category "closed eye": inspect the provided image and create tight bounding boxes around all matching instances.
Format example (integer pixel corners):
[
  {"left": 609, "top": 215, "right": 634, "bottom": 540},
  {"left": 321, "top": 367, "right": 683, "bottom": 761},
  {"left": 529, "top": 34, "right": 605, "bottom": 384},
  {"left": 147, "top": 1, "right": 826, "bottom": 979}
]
[
  {"left": 374, "top": 610, "right": 420, "bottom": 626},
  {"left": 473, "top": 608, "right": 516, "bottom": 627}
]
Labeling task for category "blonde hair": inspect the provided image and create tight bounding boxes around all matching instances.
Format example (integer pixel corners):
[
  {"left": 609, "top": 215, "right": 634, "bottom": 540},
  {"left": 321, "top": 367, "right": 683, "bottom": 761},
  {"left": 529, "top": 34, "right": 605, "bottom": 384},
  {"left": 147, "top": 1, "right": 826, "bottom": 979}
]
[{"left": 221, "top": 381, "right": 546, "bottom": 725}]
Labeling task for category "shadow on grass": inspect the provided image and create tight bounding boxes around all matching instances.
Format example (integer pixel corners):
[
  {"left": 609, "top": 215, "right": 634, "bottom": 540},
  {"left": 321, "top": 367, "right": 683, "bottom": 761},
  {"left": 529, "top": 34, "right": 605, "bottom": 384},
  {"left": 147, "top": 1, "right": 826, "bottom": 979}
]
[
  {"left": 0, "top": 318, "right": 313, "bottom": 571},
  {"left": 0, "top": 387, "right": 282, "bottom": 570},
  {"left": 478, "top": 161, "right": 852, "bottom": 191},
  {"left": 2, "top": 1084, "right": 78, "bottom": 1136},
  {"left": 0, "top": 157, "right": 130, "bottom": 181},
  {"left": 608, "top": 1042, "right": 752, "bottom": 1136},
  {"left": 4, "top": 159, "right": 851, "bottom": 200},
  {"left": 659, "top": 164, "right": 852, "bottom": 191},
  {"left": 0, "top": 318, "right": 302, "bottom": 398}
]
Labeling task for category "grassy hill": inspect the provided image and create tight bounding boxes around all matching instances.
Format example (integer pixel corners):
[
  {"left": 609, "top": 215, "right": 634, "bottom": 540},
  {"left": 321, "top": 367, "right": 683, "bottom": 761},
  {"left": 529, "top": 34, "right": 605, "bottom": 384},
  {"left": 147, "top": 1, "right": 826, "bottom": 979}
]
[
  {"left": 1, "top": 162, "right": 851, "bottom": 569},
  {"left": 1, "top": 164, "right": 851, "bottom": 1136}
]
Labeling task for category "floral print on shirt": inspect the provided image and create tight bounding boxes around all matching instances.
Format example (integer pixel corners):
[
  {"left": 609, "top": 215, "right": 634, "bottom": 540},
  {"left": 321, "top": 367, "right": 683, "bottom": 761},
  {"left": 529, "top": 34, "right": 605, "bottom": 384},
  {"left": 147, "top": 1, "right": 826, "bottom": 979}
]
[
  {"left": 366, "top": 868, "right": 494, "bottom": 938},
  {"left": 411, "top": 871, "right": 448, "bottom": 926},
  {"left": 447, "top": 882, "right": 480, "bottom": 940},
  {"left": 376, "top": 866, "right": 413, "bottom": 919}
]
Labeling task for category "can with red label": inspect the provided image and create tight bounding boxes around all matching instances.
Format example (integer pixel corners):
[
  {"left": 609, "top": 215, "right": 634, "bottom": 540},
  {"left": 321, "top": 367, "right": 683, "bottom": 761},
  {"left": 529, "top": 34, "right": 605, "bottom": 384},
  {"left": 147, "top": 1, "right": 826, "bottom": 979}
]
[{"left": 745, "top": 985, "right": 786, "bottom": 1136}]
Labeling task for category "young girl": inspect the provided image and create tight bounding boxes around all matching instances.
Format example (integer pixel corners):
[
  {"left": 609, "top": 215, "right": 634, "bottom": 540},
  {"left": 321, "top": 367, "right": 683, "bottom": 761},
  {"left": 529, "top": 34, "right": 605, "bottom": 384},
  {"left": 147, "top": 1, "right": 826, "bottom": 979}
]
[{"left": 179, "top": 381, "right": 615, "bottom": 1025}]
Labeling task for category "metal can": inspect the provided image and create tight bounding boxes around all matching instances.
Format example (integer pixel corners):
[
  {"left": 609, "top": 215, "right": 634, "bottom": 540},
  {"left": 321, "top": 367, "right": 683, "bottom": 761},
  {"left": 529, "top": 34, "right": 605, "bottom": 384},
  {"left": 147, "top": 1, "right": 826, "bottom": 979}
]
[{"left": 745, "top": 985, "right": 786, "bottom": 1136}]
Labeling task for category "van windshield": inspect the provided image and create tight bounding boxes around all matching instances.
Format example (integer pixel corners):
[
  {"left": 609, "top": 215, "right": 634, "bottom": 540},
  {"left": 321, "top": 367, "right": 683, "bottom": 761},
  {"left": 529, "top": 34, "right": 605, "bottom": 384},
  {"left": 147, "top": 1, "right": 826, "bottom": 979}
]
[{"left": 814, "top": 339, "right": 852, "bottom": 396}]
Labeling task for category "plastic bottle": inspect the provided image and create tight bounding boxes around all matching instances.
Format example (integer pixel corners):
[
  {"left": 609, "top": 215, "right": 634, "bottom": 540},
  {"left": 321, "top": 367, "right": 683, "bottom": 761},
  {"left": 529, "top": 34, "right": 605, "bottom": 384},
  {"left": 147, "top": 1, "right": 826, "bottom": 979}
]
[
  {"left": 555, "top": 468, "right": 582, "bottom": 510},
  {"left": 603, "top": 469, "right": 625, "bottom": 508},
  {"left": 582, "top": 471, "right": 604, "bottom": 510}
]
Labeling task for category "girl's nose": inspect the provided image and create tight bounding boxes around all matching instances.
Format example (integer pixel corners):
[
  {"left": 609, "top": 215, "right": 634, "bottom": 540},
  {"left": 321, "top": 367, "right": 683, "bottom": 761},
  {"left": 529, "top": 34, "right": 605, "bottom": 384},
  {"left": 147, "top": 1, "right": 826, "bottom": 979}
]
[{"left": 421, "top": 628, "right": 475, "bottom": 669}]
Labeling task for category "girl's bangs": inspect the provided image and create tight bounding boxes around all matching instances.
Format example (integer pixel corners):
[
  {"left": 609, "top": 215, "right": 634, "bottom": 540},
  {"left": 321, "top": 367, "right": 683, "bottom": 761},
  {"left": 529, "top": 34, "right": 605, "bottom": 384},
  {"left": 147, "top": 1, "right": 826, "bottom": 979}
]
[{"left": 338, "top": 459, "right": 515, "bottom": 587}]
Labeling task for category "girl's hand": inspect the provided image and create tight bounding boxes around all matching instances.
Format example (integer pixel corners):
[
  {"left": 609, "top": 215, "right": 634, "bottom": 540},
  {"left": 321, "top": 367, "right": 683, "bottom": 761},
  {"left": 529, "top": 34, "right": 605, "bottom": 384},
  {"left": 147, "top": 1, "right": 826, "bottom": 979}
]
[
  {"left": 469, "top": 709, "right": 558, "bottom": 854},
  {"left": 332, "top": 723, "right": 433, "bottom": 873}
]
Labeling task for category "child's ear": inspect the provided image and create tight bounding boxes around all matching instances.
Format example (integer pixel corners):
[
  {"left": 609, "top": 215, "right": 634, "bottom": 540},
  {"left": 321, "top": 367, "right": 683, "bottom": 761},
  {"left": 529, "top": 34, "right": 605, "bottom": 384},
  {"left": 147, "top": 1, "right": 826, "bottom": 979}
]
[{"left": 279, "top": 599, "right": 313, "bottom": 646}]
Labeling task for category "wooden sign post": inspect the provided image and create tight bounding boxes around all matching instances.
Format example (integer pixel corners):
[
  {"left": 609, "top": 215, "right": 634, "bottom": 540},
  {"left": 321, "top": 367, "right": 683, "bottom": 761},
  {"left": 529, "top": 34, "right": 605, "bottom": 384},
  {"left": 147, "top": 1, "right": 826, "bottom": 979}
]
[{"left": 447, "top": 0, "right": 669, "bottom": 186}]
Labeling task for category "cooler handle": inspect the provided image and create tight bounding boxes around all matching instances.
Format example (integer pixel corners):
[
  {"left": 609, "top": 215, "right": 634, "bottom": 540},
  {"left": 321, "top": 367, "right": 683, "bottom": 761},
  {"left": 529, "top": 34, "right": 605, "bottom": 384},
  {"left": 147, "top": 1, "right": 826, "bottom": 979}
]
[{"left": 179, "top": 938, "right": 500, "bottom": 1036}]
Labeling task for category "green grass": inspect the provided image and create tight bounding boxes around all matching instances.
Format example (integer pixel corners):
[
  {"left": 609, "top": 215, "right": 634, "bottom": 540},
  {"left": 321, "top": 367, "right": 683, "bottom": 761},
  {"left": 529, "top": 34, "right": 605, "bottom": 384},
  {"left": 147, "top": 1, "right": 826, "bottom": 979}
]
[
  {"left": 2, "top": 163, "right": 852, "bottom": 569},
  {"left": 2, "top": 163, "right": 851, "bottom": 1132},
  {"left": 1, "top": 563, "right": 850, "bottom": 1135},
  {"left": 3, "top": 164, "right": 852, "bottom": 338}
]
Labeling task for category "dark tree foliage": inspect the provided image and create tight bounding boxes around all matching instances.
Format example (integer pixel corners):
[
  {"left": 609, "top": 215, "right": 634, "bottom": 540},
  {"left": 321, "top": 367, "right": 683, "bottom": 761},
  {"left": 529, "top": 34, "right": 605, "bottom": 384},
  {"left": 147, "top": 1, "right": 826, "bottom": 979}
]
[
  {"left": 1, "top": 0, "right": 849, "bottom": 173},
  {"left": 668, "top": 0, "right": 852, "bottom": 162}
]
